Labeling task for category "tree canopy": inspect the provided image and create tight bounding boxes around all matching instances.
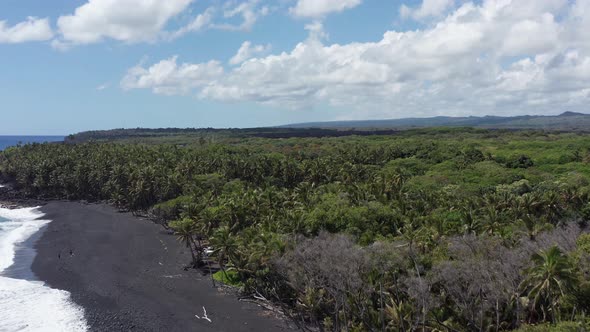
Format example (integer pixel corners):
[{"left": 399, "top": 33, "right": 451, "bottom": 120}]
[{"left": 2, "top": 128, "right": 590, "bottom": 331}]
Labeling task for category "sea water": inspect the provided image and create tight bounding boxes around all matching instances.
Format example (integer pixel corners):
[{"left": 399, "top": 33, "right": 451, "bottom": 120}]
[
  {"left": 0, "top": 207, "right": 88, "bottom": 331},
  {"left": 0, "top": 136, "right": 64, "bottom": 151}
]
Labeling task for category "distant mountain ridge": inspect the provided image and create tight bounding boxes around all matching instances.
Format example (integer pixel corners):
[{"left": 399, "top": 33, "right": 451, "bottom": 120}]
[{"left": 283, "top": 112, "right": 590, "bottom": 130}]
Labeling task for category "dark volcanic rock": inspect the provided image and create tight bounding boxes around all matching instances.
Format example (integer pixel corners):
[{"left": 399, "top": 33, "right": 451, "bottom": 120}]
[{"left": 0, "top": 183, "right": 45, "bottom": 208}]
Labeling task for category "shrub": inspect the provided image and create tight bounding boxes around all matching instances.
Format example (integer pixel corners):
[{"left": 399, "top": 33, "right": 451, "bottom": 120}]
[
  {"left": 507, "top": 155, "right": 535, "bottom": 169},
  {"left": 514, "top": 321, "right": 586, "bottom": 332}
]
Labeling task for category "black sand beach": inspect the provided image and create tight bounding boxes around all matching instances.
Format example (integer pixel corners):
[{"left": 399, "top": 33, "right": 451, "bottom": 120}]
[{"left": 31, "top": 201, "right": 294, "bottom": 331}]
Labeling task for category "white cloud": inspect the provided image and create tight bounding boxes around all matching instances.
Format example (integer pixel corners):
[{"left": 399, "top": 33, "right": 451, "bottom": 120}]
[
  {"left": 211, "top": 0, "right": 269, "bottom": 31},
  {"left": 500, "top": 14, "right": 560, "bottom": 56},
  {"left": 290, "top": 0, "right": 362, "bottom": 18},
  {"left": 229, "top": 41, "right": 271, "bottom": 65},
  {"left": 53, "top": 0, "right": 269, "bottom": 46},
  {"left": 400, "top": 0, "right": 455, "bottom": 20},
  {"left": 56, "top": 0, "right": 194, "bottom": 44},
  {"left": 0, "top": 17, "right": 53, "bottom": 44},
  {"left": 567, "top": 0, "right": 590, "bottom": 52},
  {"left": 168, "top": 7, "right": 214, "bottom": 40},
  {"left": 304, "top": 21, "right": 329, "bottom": 41},
  {"left": 121, "top": 56, "right": 224, "bottom": 96},
  {"left": 170, "top": 1, "right": 269, "bottom": 39},
  {"left": 122, "top": 0, "right": 590, "bottom": 117},
  {"left": 96, "top": 83, "right": 109, "bottom": 91}
]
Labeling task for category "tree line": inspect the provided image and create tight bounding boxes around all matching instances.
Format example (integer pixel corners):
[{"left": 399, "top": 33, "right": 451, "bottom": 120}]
[{"left": 1, "top": 129, "right": 590, "bottom": 331}]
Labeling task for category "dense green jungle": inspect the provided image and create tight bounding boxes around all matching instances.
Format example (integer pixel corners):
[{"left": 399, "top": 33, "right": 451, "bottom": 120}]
[{"left": 2, "top": 127, "right": 590, "bottom": 331}]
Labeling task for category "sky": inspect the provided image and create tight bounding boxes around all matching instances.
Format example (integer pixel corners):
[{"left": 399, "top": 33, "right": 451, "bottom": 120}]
[{"left": 1, "top": 0, "right": 589, "bottom": 135}]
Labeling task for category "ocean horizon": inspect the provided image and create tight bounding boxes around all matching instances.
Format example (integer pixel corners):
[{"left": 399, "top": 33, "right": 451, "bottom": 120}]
[{"left": 0, "top": 136, "right": 64, "bottom": 151}]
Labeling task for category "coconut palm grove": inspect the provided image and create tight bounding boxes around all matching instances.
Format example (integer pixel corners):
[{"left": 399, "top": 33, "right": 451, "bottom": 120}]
[{"left": 1, "top": 127, "right": 590, "bottom": 331}]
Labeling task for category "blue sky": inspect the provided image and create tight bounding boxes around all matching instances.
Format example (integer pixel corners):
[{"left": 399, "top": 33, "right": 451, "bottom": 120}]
[{"left": 1, "top": 0, "right": 589, "bottom": 135}]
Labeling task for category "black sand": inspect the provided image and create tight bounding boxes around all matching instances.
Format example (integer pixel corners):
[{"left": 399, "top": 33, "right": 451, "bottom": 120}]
[{"left": 31, "top": 201, "right": 293, "bottom": 331}]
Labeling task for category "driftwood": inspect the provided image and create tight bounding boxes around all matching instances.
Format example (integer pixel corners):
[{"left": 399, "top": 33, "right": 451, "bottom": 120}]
[{"left": 195, "top": 306, "right": 212, "bottom": 323}]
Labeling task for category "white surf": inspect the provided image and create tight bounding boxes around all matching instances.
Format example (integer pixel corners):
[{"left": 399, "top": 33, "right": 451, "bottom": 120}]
[{"left": 0, "top": 207, "right": 88, "bottom": 332}]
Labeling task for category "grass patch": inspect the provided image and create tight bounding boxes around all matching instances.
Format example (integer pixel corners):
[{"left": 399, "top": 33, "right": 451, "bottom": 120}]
[
  {"left": 212, "top": 270, "right": 243, "bottom": 287},
  {"left": 514, "top": 321, "right": 586, "bottom": 332}
]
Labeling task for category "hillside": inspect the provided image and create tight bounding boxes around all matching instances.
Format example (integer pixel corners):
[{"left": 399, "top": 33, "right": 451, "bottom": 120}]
[
  {"left": 284, "top": 112, "right": 590, "bottom": 130},
  {"left": 63, "top": 112, "right": 590, "bottom": 144}
]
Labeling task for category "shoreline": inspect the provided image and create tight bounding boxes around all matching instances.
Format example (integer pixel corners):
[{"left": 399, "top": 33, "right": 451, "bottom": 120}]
[
  {"left": 0, "top": 204, "right": 88, "bottom": 331},
  {"left": 29, "top": 201, "right": 293, "bottom": 331},
  {"left": 1, "top": 220, "right": 48, "bottom": 281},
  {"left": 0, "top": 183, "right": 50, "bottom": 280}
]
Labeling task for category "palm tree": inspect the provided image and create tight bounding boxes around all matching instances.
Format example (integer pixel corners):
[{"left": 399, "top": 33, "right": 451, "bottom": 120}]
[
  {"left": 515, "top": 194, "right": 547, "bottom": 241},
  {"left": 482, "top": 205, "right": 502, "bottom": 235},
  {"left": 543, "top": 192, "right": 565, "bottom": 226},
  {"left": 520, "top": 213, "right": 552, "bottom": 241},
  {"left": 169, "top": 218, "right": 201, "bottom": 267},
  {"left": 210, "top": 226, "right": 238, "bottom": 279},
  {"left": 521, "top": 246, "right": 577, "bottom": 323},
  {"left": 461, "top": 207, "right": 481, "bottom": 235}
]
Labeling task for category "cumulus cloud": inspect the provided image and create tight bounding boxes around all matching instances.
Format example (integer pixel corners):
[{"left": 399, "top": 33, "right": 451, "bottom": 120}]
[
  {"left": 211, "top": 0, "right": 269, "bottom": 31},
  {"left": 168, "top": 7, "right": 214, "bottom": 40},
  {"left": 290, "top": 0, "right": 362, "bottom": 18},
  {"left": 304, "top": 21, "right": 329, "bottom": 41},
  {"left": 56, "top": 0, "right": 194, "bottom": 44},
  {"left": 121, "top": 56, "right": 224, "bottom": 96},
  {"left": 53, "top": 0, "right": 269, "bottom": 46},
  {"left": 122, "top": 0, "right": 590, "bottom": 117},
  {"left": 170, "top": 0, "right": 269, "bottom": 39},
  {"left": 0, "top": 17, "right": 53, "bottom": 44},
  {"left": 229, "top": 41, "right": 271, "bottom": 65},
  {"left": 400, "top": 0, "right": 455, "bottom": 20}
]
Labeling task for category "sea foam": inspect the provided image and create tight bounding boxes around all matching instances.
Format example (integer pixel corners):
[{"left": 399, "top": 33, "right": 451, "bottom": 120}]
[{"left": 0, "top": 207, "right": 88, "bottom": 331}]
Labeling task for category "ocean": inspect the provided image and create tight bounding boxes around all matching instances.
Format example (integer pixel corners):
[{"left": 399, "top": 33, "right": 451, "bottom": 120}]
[
  {"left": 0, "top": 200, "right": 88, "bottom": 330},
  {"left": 0, "top": 136, "right": 65, "bottom": 151}
]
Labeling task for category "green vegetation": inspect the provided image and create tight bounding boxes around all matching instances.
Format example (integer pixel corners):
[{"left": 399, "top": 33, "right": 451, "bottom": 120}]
[
  {"left": 213, "top": 270, "right": 243, "bottom": 287},
  {"left": 64, "top": 127, "right": 405, "bottom": 144},
  {"left": 2, "top": 128, "right": 590, "bottom": 331},
  {"left": 513, "top": 321, "right": 587, "bottom": 332}
]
